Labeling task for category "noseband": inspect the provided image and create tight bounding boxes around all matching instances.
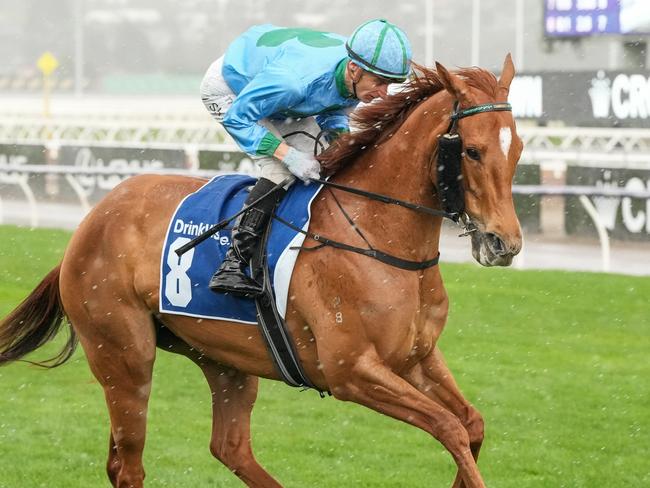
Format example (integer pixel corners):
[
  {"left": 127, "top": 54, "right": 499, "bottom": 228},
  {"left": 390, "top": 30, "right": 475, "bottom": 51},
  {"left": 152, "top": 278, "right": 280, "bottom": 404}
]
[{"left": 436, "top": 101, "right": 512, "bottom": 221}]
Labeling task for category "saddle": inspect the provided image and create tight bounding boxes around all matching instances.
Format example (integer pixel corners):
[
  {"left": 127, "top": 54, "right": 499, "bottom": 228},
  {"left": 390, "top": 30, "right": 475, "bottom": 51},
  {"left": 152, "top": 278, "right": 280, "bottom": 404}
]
[{"left": 160, "top": 174, "right": 325, "bottom": 387}]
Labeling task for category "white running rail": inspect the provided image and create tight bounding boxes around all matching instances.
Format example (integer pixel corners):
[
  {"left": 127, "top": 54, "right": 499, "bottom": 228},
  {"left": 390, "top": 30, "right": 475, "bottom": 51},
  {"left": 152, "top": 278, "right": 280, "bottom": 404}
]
[
  {"left": 1, "top": 164, "right": 649, "bottom": 272},
  {"left": 2, "top": 119, "right": 650, "bottom": 168}
]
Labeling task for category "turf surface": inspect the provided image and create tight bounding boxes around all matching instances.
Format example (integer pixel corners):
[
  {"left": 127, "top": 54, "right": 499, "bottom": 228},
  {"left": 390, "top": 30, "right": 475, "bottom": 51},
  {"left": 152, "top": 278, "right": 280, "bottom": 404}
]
[{"left": 0, "top": 225, "right": 648, "bottom": 487}]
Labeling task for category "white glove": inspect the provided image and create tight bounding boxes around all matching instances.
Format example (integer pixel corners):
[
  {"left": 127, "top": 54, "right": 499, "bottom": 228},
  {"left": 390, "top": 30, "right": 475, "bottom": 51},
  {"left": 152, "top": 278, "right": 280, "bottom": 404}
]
[{"left": 282, "top": 147, "right": 321, "bottom": 183}]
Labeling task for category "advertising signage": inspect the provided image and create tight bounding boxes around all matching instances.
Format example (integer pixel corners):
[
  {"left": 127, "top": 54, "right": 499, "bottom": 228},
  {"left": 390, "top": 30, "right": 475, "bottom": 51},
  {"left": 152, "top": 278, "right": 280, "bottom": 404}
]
[
  {"left": 509, "top": 70, "right": 650, "bottom": 128},
  {"left": 566, "top": 166, "right": 650, "bottom": 241},
  {"left": 545, "top": 0, "right": 650, "bottom": 37}
]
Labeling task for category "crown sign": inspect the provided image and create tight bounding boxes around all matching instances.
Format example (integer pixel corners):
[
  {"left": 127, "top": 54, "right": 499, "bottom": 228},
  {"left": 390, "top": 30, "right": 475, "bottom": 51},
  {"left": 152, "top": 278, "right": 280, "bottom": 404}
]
[{"left": 588, "top": 70, "right": 612, "bottom": 119}]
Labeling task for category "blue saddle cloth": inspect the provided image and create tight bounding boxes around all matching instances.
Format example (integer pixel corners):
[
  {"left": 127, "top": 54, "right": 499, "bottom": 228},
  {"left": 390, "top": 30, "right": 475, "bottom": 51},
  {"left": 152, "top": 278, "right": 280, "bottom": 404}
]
[{"left": 159, "top": 174, "right": 322, "bottom": 323}]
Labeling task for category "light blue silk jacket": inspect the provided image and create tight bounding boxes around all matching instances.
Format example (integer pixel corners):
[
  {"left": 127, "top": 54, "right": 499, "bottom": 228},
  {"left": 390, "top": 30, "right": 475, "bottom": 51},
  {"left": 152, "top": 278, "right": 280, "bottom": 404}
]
[{"left": 221, "top": 24, "right": 358, "bottom": 156}]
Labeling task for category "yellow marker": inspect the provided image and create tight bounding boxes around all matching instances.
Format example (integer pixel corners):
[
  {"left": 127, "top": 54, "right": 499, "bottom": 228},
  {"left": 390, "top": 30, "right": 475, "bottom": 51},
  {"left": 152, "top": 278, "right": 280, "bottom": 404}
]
[
  {"left": 37, "top": 51, "right": 59, "bottom": 76},
  {"left": 36, "top": 51, "right": 59, "bottom": 118}
]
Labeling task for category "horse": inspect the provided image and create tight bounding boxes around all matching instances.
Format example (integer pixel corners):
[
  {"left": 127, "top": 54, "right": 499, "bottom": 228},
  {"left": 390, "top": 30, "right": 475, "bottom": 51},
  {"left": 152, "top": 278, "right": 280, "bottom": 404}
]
[{"left": 0, "top": 55, "right": 522, "bottom": 488}]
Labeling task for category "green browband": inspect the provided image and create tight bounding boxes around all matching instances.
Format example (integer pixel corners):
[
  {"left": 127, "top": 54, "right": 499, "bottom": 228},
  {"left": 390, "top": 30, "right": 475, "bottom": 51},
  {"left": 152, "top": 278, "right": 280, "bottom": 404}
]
[{"left": 451, "top": 102, "right": 512, "bottom": 120}]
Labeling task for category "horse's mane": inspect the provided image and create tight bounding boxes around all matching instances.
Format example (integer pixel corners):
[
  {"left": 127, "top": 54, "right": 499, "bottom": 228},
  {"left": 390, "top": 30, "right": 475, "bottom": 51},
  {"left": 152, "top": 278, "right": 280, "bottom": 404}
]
[{"left": 318, "top": 63, "right": 499, "bottom": 174}]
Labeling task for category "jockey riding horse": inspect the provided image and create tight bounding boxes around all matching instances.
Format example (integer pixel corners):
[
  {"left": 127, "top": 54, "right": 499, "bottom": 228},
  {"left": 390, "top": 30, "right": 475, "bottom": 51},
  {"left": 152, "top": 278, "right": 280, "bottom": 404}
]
[{"left": 200, "top": 19, "right": 412, "bottom": 297}]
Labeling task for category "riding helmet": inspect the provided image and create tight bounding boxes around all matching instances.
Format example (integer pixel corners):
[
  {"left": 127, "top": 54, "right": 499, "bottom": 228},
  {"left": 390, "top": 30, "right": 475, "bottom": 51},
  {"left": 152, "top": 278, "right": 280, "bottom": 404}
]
[{"left": 346, "top": 19, "right": 412, "bottom": 82}]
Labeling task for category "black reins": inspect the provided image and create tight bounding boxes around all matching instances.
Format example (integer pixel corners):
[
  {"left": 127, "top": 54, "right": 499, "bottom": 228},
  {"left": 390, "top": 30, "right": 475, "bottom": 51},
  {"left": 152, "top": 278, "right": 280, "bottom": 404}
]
[
  {"left": 311, "top": 178, "right": 454, "bottom": 219},
  {"left": 176, "top": 100, "right": 513, "bottom": 271},
  {"left": 288, "top": 129, "right": 455, "bottom": 220},
  {"left": 274, "top": 177, "right": 446, "bottom": 271},
  {"left": 274, "top": 213, "right": 441, "bottom": 270},
  {"left": 276, "top": 101, "right": 512, "bottom": 270},
  {"left": 276, "top": 129, "right": 454, "bottom": 271},
  {"left": 295, "top": 101, "right": 513, "bottom": 224}
]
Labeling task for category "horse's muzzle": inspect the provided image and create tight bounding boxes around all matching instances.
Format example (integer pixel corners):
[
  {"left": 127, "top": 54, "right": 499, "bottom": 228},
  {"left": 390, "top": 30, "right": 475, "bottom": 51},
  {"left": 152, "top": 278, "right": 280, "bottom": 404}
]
[{"left": 470, "top": 230, "right": 521, "bottom": 267}]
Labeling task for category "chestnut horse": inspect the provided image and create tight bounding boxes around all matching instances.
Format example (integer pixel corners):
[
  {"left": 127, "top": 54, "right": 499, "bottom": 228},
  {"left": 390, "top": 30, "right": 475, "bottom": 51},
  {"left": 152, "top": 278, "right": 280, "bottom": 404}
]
[{"left": 0, "top": 56, "right": 522, "bottom": 488}]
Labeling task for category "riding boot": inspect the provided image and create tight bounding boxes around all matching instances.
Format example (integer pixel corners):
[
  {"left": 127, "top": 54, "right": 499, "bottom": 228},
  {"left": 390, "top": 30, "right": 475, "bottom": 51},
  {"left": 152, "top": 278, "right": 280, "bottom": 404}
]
[{"left": 209, "top": 178, "right": 286, "bottom": 296}]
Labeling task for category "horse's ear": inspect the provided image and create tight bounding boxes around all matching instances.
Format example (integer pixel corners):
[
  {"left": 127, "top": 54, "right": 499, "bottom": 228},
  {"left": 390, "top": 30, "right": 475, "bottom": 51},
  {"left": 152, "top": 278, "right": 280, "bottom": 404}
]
[
  {"left": 435, "top": 61, "right": 473, "bottom": 105},
  {"left": 497, "top": 53, "right": 515, "bottom": 99}
]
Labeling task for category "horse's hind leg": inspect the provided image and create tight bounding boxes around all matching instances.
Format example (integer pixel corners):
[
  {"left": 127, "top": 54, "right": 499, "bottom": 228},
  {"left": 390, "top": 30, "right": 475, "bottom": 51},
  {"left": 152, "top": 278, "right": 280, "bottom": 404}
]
[
  {"left": 155, "top": 325, "right": 279, "bottom": 486},
  {"left": 69, "top": 303, "right": 156, "bottom": 488},
  {"left": 194, "top": 358, "right": 281, "bottom": 488}
]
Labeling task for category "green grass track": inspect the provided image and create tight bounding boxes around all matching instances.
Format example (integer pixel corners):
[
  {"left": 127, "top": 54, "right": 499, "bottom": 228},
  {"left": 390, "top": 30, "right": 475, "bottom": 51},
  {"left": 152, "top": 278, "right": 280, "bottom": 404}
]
[{"left": 0, "top": 225, "right": 648, "bottom": 487}]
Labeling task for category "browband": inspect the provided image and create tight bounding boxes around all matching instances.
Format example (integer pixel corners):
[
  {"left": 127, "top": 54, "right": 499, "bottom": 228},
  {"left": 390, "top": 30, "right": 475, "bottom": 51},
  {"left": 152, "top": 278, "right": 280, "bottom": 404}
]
[{"left": 450, "top": 102, "right": 512, "bottom": 121}]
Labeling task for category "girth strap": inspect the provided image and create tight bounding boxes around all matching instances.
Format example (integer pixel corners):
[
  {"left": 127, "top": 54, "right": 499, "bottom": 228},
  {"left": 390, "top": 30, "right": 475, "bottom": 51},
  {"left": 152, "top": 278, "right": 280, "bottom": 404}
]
[{"left": 252, "top": 212, "right": 323, "bottom": 394}]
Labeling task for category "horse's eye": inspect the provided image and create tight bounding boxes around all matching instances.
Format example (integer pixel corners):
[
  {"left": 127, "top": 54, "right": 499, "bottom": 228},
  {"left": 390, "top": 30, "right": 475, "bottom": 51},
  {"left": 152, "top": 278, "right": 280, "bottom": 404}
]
[{"left": 465, "top": 147, "right": 481, "bottom": 161}]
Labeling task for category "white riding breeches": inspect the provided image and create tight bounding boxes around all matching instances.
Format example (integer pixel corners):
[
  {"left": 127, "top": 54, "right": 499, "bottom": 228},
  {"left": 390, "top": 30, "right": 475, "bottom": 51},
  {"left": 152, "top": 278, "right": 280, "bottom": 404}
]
[{"left": 200, "top": 56, "right": 322, "bottom": 185}]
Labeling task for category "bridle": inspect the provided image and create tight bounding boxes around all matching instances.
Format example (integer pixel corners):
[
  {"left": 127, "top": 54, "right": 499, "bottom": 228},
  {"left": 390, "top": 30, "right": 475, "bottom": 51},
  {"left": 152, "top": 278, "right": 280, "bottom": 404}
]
[
  {"left": 436, "top": 101, "right": 512, "bottom": 230},
  {"left": 275, "top": 99, "right": 513, "bottom": 270},
  {"left": 176, "top": 100, "right": 514, "bottom": 269},
  {"left": 450, "top": 102, "right": 513, "bottom": 122}
]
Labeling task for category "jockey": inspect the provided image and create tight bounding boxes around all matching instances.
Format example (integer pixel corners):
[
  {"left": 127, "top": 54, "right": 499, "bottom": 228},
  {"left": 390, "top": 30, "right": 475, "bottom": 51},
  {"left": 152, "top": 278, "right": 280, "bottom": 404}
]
[{"left": 201, "top": 19, "right": 412, "bottom": 296}]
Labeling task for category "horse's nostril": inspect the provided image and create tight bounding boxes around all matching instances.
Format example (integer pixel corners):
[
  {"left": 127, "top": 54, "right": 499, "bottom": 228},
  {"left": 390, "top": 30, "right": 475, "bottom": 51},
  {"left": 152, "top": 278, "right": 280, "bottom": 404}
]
[{"left": 486, "top": 233, "right": 506, "bottom": 256}]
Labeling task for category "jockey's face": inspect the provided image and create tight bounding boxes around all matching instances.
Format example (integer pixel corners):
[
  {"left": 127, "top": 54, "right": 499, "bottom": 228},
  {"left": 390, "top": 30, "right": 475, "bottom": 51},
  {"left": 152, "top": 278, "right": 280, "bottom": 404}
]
[{"left": 347, "top": 62, "right": 393, "bottom": 103}]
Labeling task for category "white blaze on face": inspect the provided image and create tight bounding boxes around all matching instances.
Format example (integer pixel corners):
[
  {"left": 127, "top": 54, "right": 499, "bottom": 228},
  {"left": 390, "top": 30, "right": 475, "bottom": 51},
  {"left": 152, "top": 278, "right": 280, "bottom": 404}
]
[{"left": 499, "top": 126, "right": 512, "bottom": 158}]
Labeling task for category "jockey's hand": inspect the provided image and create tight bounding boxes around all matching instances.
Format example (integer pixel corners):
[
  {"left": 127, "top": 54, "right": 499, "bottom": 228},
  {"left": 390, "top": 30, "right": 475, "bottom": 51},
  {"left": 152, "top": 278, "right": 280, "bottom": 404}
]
[{"left": 282, "top": 148, "right": 321, "bottom": 183}]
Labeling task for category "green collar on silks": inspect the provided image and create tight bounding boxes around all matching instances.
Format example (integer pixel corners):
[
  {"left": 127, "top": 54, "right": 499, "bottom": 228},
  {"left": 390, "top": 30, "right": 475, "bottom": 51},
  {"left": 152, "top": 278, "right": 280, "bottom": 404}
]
[{"left": 334, "top": 58, "right": 353, "bottom": 99}]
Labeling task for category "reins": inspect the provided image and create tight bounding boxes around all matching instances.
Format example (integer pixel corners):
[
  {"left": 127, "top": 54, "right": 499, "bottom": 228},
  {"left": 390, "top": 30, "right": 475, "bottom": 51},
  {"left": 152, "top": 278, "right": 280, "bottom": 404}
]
[
  {"left": 176, "top": 99, "right": 512, "bottom": 272},
  {"left": 271, "top": 129, "right": 453, "bottom": 271},
  {"left": 311, "top": 177, "right": 456, "bottom": 220},
  {"left": 276, "top": 100, "right": 512, "bottom": 269},
  {"left": 287, "top": 129, "right": 457, "bottom": 216},
  {"left": 273, "top": 213, "right": 440, "bottom": 271}
]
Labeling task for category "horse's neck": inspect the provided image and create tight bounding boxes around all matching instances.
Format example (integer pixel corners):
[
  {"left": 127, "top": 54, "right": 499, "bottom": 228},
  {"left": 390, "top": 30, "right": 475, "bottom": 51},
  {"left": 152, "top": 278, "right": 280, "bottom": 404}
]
[
  {"left": 338, "top": 92, "right": 453, "bottom": 200},
  {"left": 331, "top": 92, "right": 453, "bottom": 260}
]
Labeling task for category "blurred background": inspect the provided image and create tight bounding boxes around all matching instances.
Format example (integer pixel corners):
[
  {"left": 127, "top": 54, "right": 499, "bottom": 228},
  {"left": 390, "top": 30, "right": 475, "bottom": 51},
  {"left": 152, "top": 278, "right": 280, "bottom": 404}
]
[
  {"left": 1, "top": 4, "right": 649, "bottom": 486},
  {"left": 1, "top": 0, "right": 649, "bottom": 275}
]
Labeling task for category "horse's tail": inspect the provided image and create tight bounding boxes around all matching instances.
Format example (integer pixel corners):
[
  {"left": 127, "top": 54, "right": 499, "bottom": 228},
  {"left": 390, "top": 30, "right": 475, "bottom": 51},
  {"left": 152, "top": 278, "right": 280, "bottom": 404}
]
[{"left": 0, "top": 264, "right": 77, "bottom": 368}]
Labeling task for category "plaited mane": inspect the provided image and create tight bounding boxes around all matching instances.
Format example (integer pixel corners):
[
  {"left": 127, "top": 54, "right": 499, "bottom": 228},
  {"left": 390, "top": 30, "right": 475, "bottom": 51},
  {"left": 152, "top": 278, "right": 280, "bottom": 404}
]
[{"left": 318, "top": 63, "right": 499, "bottom": 174}]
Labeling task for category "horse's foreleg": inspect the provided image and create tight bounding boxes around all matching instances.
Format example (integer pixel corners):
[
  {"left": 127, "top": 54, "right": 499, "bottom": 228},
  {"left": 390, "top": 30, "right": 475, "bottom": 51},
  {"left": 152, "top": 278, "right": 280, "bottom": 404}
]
[
  {"left": 195, "top": 359, "right": 281, "bottom": 488},
  {"left": 405, "top": 347, "right": 484, "bottom": 488},
  {"left": 107, "top": 433, "right": 120, "bottom": 486},
  {"left": 324, "top": 349, "right": 486, "bottom": 488}
]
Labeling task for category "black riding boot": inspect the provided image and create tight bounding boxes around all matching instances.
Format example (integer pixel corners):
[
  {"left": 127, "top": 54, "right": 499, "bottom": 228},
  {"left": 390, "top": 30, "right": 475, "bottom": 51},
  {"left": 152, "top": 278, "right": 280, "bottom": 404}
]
[{"left": 209, "top": 178, "right": 286, "bottom": 296}]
